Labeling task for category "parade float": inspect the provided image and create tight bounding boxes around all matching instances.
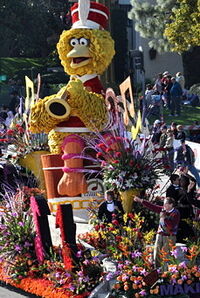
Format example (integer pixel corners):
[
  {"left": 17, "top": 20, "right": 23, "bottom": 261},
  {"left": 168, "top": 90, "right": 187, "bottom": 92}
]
[{"left": 0, "top": 0, "right": 200, "bottom": 297}]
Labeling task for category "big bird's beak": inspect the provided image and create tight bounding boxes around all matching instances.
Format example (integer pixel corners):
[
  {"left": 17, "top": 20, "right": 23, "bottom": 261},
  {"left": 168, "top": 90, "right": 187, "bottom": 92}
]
[{"left": 67, "top": 45, "right": 91, "bottom": 69}]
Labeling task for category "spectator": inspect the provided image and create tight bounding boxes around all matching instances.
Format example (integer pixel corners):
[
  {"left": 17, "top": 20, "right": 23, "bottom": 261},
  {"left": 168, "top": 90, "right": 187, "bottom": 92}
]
[
  {"left": 159, "top": 125, "right": 168, "bottom": 148},
  {"left": 166, "top": 174, "right": 180, "bottom": 203},
  {"left": 176, "top": 174, "right": 195, "bottom": 243},
  {"left": 169, "top": 77, "right": 183, "bottom": 117},
  {"left": 162, "top": 74, "right": 173, "bottom": 110},
  {"left": 151, "top": 119, "right": 162, "bottom": 144},
  {"left": 134, "top": 196, "right": 180, "bottom": 269},
  {"left": 176, "top": 72, "right": 185, "bottom": 90},
  {"left": 164, "top": 129, "right": 175, "bottom": 171},
  {"left": 175, "top": 125, "right": 186, "bottom": 142},
  {"left": 153, "top": 73, "right": 163, "bottom": 94},
  {"left": 175, "top": 140, "right": 200, "bottom": 187},
  {"left": 170, "top": 122, "right": 178, "bottom": 139},
  {"left": 98, "top": 190, "right": 124, "bottom": 223},
  {"left": 0, "top": 105, "right": 8, "bottom": 122},
  {"left": 9, "top": 91, "right": 20, "bottom": 115},
  {"left": 145, "top": 84, "right": 154, "bottom": 108},
  {"left": 5, "top": 111, "right": 14, "bottom": 128}
]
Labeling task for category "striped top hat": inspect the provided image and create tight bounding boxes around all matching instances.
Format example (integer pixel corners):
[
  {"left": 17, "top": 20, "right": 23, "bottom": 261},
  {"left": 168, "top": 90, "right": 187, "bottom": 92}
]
[{"left": 71, "top": 0, "right": 109, "bottom": 30}]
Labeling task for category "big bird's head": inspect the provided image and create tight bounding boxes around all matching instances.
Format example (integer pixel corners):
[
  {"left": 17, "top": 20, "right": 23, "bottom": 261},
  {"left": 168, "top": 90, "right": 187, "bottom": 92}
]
[{"left": 57, "top": 1, "right": 115, "bottom": 76}]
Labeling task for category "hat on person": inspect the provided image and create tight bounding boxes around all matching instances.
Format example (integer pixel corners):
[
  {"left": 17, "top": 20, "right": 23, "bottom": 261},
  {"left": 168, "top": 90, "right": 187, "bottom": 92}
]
[
  {"left": 71, "top": 0, "right": 109, "bottom": 30},
  {"left": 154, "top": 119, "right": 161, "bottom": 125},
  {"left": 163, "top": 71, "right": 169, "bottom": 76}
]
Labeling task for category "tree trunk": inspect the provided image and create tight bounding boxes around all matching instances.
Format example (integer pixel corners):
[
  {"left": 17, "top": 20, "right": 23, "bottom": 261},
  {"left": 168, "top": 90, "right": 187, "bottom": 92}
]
[{"left": 182, "top": 46, "right": 200, "bottom": 89}]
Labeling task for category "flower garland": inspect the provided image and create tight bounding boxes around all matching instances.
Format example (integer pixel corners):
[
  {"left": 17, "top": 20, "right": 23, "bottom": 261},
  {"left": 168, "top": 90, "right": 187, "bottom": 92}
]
[{"left": 0, "top": 266, "right": 88, "bottom": 298}]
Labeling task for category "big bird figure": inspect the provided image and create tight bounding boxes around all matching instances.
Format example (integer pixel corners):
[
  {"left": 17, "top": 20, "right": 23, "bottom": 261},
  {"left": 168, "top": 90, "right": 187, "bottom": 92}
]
[{"left": 29, "top": 0, "right": 115, "bottom": 201}]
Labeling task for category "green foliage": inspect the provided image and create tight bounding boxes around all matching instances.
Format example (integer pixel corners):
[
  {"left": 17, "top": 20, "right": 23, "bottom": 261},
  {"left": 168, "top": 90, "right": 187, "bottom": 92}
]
[
  {"left": 0, "top": 0, "right": 67, "bottom": 57},
  {"left": 164, "top": 0, "right": 200, "bottom": 52},
  {"left": 128, "top": 0, "right": 176, "bottom": 52}
]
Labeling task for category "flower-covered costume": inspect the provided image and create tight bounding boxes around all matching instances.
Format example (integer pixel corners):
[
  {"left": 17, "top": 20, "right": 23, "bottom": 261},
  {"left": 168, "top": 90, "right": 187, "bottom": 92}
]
[{"left": 29, "top": 0, "right": 115, "bottom": 201}]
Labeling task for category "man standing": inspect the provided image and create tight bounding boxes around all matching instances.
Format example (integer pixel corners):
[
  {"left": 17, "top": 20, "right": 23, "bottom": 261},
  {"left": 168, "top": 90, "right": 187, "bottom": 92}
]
[
  {"left": 134, "top": 197, "right": 180, "bottom": 269},
  {"left": 169, "top": 77, "right": 182, "bottom": 117}
]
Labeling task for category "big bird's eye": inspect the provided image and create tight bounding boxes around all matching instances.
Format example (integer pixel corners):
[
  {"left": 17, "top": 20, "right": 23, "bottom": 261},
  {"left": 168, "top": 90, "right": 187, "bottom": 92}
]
[
  {"left": 79, "top": 38, "right": 89, "bottom": 46},
  {"left": 70, "top": 38, "right": 79, "bottom": 46}
]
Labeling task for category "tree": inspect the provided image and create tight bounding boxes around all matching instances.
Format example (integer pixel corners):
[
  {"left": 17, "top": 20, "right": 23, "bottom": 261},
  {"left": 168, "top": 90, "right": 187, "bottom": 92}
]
[
  {"left": 164, "top": 0, "right": 200, "bottom": 52},
  {"left": 0, "top": 0, "right": 68, "bottom": 57},
  {"left": 128, "top": 0, "right": 200, "bottom": 87}
]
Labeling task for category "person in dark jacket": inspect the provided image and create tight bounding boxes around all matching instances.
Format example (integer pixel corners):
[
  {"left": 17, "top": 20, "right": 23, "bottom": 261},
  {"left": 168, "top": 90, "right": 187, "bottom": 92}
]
[
  {"left": 176, "top": 174, "right": 195, "bottom": 243},
  {"left": 175, "top": 140, "right": 200, "bottom": 186},
  {"left": 166, "top": 174, "right": 180, "bottom": 203},
  {"left": 169, "top": 77, "right": 183, "bottom": 117},
  {"left": 98, "top": 190, "right": 124, "bottom": 223},
  {"left": 175, "top": 125, "right": 186, "bottom": 142}
]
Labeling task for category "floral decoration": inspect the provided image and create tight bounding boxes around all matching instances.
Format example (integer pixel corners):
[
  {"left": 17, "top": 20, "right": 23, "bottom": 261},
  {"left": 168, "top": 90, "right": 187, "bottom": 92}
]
[{"left": 83, "top": 122, "right": 170, "bottom": 192}]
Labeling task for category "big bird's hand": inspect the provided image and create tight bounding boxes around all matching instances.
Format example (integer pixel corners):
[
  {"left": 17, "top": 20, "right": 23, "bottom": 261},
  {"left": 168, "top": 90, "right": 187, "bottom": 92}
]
[{"left": 66, "top": 79, "right": 86, "bottom": 109}]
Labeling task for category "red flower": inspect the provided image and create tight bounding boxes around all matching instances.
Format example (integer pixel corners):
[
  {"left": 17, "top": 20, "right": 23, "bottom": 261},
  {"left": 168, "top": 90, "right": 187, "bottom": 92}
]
[
  {"left": 96, "top": 143, "right": 106, "bottom": 151},
  {"left": 129, "top": 160, "right": 134, "bottom": 166},
  {"left": 115, "top": 152, "right": 122, "bottom": 158},
  {"left": 128, "top": 213, "right": 135, "bottom": 219},
  {"left": 96, "top": 152, "right": 103, "bottom": 158},
  {"left": 105, "top": 147, "right": 113, "bottom": 153},
  {"left": 18, "top": 126, "right": 24, "bottom": 133},
  {"left": 112, "top": 219, "right": 119, "bottom": 225},
  {"left": 6, "top": 129, "right": 14, "bottom": 135},
  {"left": 112, "top": 160, "right": 119, "bottom": 164}
]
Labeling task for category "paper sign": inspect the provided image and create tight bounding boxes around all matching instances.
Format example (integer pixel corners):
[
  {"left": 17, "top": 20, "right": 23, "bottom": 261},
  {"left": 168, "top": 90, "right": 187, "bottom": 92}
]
[
  {"left": 119, "top": 76, "right": 135, "bottom": 126},
  {"left": 25, "top": 76, "right": 34, "bottom": 111}
]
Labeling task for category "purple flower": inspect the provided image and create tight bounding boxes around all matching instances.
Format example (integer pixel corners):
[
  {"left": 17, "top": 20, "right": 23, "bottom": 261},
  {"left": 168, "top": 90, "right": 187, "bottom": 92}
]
[
  {"left": 76, "top": 251, "right": 82, "bottom": 258},
  {"left": 15, "top": 245, "right": 22, "bottom": 251},
  {"left": 118, "top": 263, "right": 124, "bottom": 269},
  {"left": 131, "top": 251, "right": 142, "bottom": 258},
  {"left": 18, "top": 222, "right": 25, "bottom": 227},
  {"left": 11, "top": 212, "right": 18, "bottom": 217},
  {"left": 139, "top": 290, "right": 147, "bottom": 296},
  {"left": 77, "top": 271, "right": 84, "bottom": 277},
  {"left": 179, "top": 261, "right": 187, "bottom": 269},
  {"left": 83, "top": 259, "right": 90, "bottom": 265},
  {"left": 171, "top": 249, "right": 178, "bottom": 258},
  {"left": 69, "top": 284, "right": 75, "bottom": 291},
  {"left": 24, "top": 241, "right": 31, "bottom": 247},
  {"left": 140, "top": 269, "right": 147, "bottom": 276},
  {"left": 181, "top": 246, "right": 188, "bottom": 252},
  {"left": 106, "top": 272, "right": 114, "bottom": 281},
  {"left": 55, "top": 272, "right": 60, "bottom": 278},
  {"left": 132, "top": 265, "right": 138, "bottom": 271},
  {"left": 181, "top": 275, "right": 188, "bottom": 281},
  {"left": 169, "top": 266, "right": 178, "bottom": 273},
  {"left": 83, "top": 276, "right": 90, "bottom": 282}
]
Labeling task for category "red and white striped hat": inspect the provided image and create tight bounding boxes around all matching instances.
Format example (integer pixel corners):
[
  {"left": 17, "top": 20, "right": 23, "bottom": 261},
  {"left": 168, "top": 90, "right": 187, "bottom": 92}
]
[{"left": 71, "top": 0, "right": 109, "bottom": 30}]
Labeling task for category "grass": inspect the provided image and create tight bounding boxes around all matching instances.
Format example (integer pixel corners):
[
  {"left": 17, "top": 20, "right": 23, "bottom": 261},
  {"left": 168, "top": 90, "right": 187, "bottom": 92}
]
[
  {"left": 149, "top": 104, "right": 200, "bottom": 126},
  {"left": 0, "top": 57, "right": 46, "bottom": 78}
]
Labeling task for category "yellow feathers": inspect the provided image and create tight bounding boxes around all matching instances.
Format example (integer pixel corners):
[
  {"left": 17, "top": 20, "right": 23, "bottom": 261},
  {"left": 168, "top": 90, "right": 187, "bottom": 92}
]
[{"left": 57, "top": 28, "right": 115, "bottom": 75}]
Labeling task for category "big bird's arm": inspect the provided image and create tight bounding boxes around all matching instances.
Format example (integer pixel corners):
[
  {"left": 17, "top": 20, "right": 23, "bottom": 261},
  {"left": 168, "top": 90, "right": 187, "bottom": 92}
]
[
  {"left": 66, "top": 78, "right": 108, "bottom": 131},
  {"left": 29, "top": 87, "right": 70, "bottom": 134}
]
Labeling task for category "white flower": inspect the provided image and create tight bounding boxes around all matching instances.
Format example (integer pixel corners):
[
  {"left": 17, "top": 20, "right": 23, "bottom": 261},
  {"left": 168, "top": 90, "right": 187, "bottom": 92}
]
[{"left": 126, "top": 180, "right": 133, "bottom": 188}]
